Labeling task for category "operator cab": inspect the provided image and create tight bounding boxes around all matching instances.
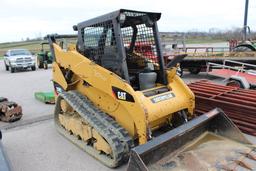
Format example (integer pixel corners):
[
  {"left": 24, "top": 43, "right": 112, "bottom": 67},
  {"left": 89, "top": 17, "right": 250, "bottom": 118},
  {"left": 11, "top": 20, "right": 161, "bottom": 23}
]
[
  {"left": 75, "top": 9, "right": 166, "bottom": 90},
  {"left": 40, "top": 42, "right": 50, "bottom": 61}
]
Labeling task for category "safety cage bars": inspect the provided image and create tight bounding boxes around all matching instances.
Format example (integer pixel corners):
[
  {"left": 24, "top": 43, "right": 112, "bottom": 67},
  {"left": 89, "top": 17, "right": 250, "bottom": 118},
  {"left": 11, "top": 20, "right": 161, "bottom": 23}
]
[{"left": 80, "top": 12, "right": 161, "bottom": 78}]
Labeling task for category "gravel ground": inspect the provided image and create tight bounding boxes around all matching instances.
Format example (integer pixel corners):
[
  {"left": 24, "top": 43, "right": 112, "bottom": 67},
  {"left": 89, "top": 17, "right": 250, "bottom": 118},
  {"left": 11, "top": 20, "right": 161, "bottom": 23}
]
[
  {"left": 0, "top": 59, "right": 255, "bottom": 171},
  {"left": 0, "top": 59, "right": 125, "bottom": 171},
  {"left": 2, "top": 120, "right": 125, "bottom": 171},
  {"left": 0, "top": 60, "right": 54, "bottom": 128}
]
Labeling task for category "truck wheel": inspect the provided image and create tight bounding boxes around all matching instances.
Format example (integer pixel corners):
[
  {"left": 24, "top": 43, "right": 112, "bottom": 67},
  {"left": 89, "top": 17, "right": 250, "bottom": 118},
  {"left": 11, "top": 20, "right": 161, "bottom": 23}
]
[
  {"left": 5, "top": 64, "right": 9, "bottom": 71},
  {"left": 188, "top": 67, "right": 201, "bottom": 75},
  {"left": 37, "top": 57, "right": 44, "bottom": 68},
  {"left": 226, "top": 80, "right": 242, "bottom": 88},
  {"left": 31, "top": 66, "right": 36, "bottom": 71},
  {"left": 10, "top": 67, "right": 15, "bottom": 73},
  {"left": 43, "top": 61, "right": 48, "bottom": 70}
]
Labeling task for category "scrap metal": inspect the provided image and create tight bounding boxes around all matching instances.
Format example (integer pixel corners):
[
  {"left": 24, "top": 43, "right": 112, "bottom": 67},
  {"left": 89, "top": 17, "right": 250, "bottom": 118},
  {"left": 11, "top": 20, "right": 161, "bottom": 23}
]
[
  {"left": 188, "top": 80, "right": 256, "bottom": 136},
  {"left": 0, "top": 97, "right": 22, "bottom": 122}
]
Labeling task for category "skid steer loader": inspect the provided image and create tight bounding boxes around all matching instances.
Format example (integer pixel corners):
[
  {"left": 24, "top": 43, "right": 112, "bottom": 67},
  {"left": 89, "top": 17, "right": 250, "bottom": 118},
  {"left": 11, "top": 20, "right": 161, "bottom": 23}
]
[{"left": 48, "top": 9, "right": 256, "bottom": 170}]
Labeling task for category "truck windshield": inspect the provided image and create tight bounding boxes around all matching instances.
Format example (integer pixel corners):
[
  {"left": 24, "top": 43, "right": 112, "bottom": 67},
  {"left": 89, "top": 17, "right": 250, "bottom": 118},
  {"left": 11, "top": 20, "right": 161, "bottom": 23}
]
[{"left": 10, "top": 50, "right": 31, "bottom": 56}]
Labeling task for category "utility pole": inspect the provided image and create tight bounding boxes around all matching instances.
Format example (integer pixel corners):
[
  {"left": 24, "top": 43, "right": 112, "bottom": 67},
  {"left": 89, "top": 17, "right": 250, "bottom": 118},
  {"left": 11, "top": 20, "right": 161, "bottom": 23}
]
[{"left": 243, "top": 0, "right": 249, "bottom": 41}]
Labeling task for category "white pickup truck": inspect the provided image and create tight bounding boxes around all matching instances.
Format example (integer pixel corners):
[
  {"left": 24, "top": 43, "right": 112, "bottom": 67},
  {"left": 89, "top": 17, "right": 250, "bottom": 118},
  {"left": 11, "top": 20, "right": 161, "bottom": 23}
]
[{"left": 4, "top": 49, "right": 36, "bottom": 73}]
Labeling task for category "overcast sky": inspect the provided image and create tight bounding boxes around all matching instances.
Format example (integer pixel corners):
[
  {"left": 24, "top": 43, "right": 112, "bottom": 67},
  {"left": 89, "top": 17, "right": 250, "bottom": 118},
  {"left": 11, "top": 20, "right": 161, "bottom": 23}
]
[{"left": 0, "top": 0, "right": 255, "bottom": 43}]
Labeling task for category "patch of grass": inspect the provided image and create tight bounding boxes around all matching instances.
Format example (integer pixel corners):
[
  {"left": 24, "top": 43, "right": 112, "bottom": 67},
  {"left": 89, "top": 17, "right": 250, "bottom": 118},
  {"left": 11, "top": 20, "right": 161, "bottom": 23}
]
[
  {"left": 0, "top": 56, "right": 3, "bottom": 60},
  {"left": 185, "top": 38, "right": 225, "bottom": 44},
  {"left": 0, "top": 38, "right": 76, "bottom": 56},
  {"left": 0, "top": 40, "right": 44, "bottom": 56},
  {"left": 161, "top": 35, "right": 226, "bottom": 45},
  {"left": 0, "top": 41, "right": 41, "bottom": 49},
  {"left": 0, "top": 36, "right": 226, "bottom": 57}
]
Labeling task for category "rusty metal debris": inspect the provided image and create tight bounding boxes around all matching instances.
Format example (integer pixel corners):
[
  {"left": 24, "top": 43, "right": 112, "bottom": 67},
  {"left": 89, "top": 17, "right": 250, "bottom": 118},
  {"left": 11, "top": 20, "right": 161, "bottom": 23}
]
[
  {"left": 216, "top": 149, "right": 256, "bottom": 170},
  {"left": 216, "top": 162, "right": 233, "bottom": 171},
  {"left": 234, "top": 158, "right": 253, "bottom": 170},
  {"left": 238, "top": 151, "right": 256, "bottom": 161},
  {"left": 188, "top": 80, "right": 256, "bottom": 136},
  {"left": 0, "top": 97, "right": 22, "bottom": 122}
]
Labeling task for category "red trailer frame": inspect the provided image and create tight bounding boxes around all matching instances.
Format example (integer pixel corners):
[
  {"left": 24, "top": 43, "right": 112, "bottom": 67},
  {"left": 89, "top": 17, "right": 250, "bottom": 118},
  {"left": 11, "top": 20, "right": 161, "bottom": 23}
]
[{"left": 207, "top": 60, "right": 256, "bottom": 87}]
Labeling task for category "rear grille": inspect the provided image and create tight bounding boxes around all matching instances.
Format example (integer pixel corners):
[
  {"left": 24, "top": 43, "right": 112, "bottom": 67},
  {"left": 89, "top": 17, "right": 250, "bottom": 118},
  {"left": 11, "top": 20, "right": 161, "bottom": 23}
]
[{"left": 143, "top": 87, "right": 169, "bottom": 97}]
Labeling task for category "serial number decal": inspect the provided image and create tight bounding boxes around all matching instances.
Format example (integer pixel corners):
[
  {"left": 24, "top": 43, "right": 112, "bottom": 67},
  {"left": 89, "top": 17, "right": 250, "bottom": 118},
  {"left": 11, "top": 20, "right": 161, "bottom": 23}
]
[{"left": 151, "top": 93, "right": 175, "bottom": 103}]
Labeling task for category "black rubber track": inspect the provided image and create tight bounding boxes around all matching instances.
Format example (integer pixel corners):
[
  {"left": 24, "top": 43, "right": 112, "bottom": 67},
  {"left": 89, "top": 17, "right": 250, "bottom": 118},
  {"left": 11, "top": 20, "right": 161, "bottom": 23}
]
[{"left": 54, "top": 91, "right": 133, "bottom": 167}]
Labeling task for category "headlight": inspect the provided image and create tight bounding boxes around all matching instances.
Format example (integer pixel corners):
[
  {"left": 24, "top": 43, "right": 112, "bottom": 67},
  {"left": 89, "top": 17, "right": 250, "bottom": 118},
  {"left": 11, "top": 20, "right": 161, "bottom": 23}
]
[{"left": 9, "top": 58, "right": 16, "bottom": 62}]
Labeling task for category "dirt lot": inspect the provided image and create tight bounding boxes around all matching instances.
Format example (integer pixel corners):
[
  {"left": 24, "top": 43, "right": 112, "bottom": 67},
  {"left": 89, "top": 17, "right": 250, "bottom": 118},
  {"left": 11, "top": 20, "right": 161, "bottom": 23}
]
[
  {"left": 0, "top": 59, "right": 255, "bottom": 171},
  {"left": 0, "top": 60, "right": 54, "bottom": 129},
  {"left": 0, "top": 60, "right": 120, "bottom": 171}
]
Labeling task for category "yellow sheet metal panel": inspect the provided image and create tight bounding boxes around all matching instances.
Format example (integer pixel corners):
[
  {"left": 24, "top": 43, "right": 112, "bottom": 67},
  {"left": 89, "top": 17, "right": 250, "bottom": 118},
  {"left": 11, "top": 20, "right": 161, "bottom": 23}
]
[
  {"left": 53, "top": 43, "right": 148, "bottom": 144},
  {"left": 52, "top": 42, "right": 195, "bottom": 145},
  {"left": 52, "top": 62, "right": 68, "bottom": 90}
]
